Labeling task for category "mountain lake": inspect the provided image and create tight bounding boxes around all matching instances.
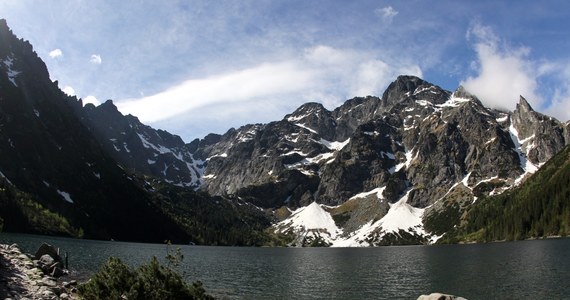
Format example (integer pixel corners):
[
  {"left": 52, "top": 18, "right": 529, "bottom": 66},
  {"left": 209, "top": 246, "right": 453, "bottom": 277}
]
[{"left": 1, "top": 233, "right": 569, "bottom": 299}]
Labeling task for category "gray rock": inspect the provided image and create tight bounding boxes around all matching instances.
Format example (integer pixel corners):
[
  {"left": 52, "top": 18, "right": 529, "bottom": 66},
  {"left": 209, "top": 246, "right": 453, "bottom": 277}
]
[
  {"left": 418, "top": 292, "right": 467, "bottom": 300},
  {"left": 40, "top": 276, "right": 57, "bottom": 287},
  {"left": 38, "top": 254, "right": 55, "bottom": 273},
  {"left": 51, "top": 265, "right": 67, "bottom": 277},
  {"left": 34, "top": 244, "right": 62, "bottom": 264},
  {"left": 185, "top": 76, "right": 570, "bottom": 244},
  {"left": 72, "top": 71, "right": 570, "bottom": 245},
  {"left": 511, "top": 96, "right": 568, "bottom": 164}
]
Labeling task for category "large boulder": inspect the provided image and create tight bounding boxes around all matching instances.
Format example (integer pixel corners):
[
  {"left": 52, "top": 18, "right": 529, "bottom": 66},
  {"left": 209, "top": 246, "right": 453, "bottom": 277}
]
[
  {"left": 418, "top": 293, "right": 467, "bottom": 300},
  {"left": 34, "top": 243, "right": 66, "bottom": 277}
]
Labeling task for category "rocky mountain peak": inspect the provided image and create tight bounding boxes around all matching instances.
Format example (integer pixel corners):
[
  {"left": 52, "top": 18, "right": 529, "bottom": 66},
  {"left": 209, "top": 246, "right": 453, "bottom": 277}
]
[
  {"left": 287, "top": 102, "right": 328, "bottom": 117},
  {"left": 284, "top": 102, "right": 336, "bottom": 140},
  {"left": 85, "top": 99, "right": 121, "bottom": 118},
  {"left": 510, "top": 95, "right": 568, "bottom": 165},
  {"left": 452, "top": 85, "right": 474, "bottom": 99},
  {"left": 381, "top": 75, "right": 429, "bottom": 107},
  {"left": 0, "top": 20, "right": 197, "bottom": 242},
  {"left": 516, "top": 96, "right": 534, "bottom": 113},
  {"left": 0, "top": 20, "right": 51, "bottom": 89},
  {"left": 80, "top": 99, "right": 203, "bottom": 189}
]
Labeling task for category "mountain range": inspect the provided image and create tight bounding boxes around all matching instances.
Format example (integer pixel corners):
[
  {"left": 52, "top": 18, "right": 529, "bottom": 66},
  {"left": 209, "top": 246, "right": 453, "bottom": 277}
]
[{"left": 1, "top": 19, "right": 568, "bottom": 246}]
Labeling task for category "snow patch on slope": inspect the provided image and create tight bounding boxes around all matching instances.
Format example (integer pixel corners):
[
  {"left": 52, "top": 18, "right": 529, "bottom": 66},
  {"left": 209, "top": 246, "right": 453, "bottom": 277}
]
[
  {"left": 349, "top": 187, "right": 386, "bottom": 200},
  {"left": 509, "top": 122, "right": 539, "bottom": 184},
  {"left": 293, "top": 123, "right": 318, "bottom": 134},
  {"left": 436, "top": 95, "right": 470, "bottom": 108},
  {"left": 274, "top": 188, "right": 432, "bottom": 247},
  {"left": 392, "top": 149, "right": 415, "bottom": 173},
  {"left": 0, "top": 171, "right": 13, "bottom": 185},
  {"left": 3, "top": 56, "right": 20, "bottom": 86},
  {"left": 375, "top": 190, "right": 425, "bottom": 236},
  {"left": 318, "top": 138, "right": 350, "bottom": 151},
  {"left": 332, "top": 190, "right": 427, "bottom": 247},
  {"left": 276, "top": 202, "right": 340, "bottom": 241},
  {"left": 57, "top": 190, "right": 74, "bottom": 204}
]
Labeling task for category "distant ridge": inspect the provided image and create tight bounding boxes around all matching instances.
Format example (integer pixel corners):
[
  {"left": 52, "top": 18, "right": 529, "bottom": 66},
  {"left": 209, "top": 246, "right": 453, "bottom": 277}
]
[{"left": 1, "top": 18, "right": 569, "bottom": 246}]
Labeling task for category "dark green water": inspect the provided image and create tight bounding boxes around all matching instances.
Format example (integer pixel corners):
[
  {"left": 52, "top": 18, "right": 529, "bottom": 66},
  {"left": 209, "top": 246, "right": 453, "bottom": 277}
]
[{"left": 2, "top": 233, "right": 569, "bottom": 299}]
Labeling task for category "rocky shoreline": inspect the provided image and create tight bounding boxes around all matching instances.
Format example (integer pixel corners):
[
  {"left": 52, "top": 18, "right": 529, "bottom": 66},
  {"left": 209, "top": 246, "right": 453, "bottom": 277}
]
[{"left": 0, "top": 244, "right": 80, "bottom": 300}]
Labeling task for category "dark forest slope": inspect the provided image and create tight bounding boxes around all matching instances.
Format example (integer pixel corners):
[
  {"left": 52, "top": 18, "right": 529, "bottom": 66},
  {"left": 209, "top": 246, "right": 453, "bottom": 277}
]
[{"left": 444, "top": 145, "right": 570, "bottom": 243}]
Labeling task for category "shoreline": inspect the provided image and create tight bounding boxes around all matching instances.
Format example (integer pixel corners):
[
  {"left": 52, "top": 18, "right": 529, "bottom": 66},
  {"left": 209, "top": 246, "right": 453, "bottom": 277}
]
[{"left": 0, "top": 243, "right": 81, "bottom": 299}]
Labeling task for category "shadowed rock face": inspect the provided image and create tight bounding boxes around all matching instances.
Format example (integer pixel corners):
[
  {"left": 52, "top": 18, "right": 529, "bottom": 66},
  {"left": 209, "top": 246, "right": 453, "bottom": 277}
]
[
  {"left": 0, "top": 19, "right": 191, "bottom": 242},
  {"left": 81, "top": 100, "right": 204, "bottom": 189}
]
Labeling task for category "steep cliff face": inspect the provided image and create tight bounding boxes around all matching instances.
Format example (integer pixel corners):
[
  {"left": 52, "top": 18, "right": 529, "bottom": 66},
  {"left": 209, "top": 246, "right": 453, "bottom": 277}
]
[
  {"left": 510, "top": 96, "right": 568, "bottom": 164},
  {"left": 0, "top": 20, "right": 191, "bottom": 242},
  {"left": 71, "top": 70, "right": 568, "bottom": 245},
  {"left": 186, "top": 75, "right": 568, "bottom": 245},
  {"left": 80, "top": 100, "right": 204, "bottom": 189},
  {"left": 195, "top": 78, "right": 546, "bottom": 209}
]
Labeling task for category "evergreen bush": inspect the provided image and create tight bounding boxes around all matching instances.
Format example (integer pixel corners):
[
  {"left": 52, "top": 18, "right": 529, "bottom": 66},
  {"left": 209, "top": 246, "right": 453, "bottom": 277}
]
[{"left": 78, "top": 256, "right": 213, "bottom": 299}]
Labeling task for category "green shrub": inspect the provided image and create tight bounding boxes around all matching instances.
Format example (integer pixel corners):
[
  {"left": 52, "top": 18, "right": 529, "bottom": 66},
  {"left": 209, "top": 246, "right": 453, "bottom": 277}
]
[{"left": 78, "top": 256, "right": 213, "bottom": 300}]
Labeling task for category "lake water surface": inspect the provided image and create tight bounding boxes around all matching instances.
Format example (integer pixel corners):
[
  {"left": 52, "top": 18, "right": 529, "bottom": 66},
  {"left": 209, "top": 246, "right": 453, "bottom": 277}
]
[{"left": 2, "top": 233, "right": 569, "bottom": 299}]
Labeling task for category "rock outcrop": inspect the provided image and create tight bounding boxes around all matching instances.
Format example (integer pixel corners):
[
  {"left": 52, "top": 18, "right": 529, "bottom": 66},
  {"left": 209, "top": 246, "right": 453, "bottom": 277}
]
[
  {"left": 80, "top": 100, "right": 204, "bottom": 189},
  {"left": 185, "top": 76, "right": 569, "bottom": 245},
  {"left": 417, "top": 293, "right": 467, "bottom": 300},
  {"left": 0, "top": 243, "right": 78, "bottom": 299},
  {"left": 0, "top": 19, "right": 195, "bottom": 243},
  {"left": 2, "top": 17, "right": 569, "bottom": 246}
]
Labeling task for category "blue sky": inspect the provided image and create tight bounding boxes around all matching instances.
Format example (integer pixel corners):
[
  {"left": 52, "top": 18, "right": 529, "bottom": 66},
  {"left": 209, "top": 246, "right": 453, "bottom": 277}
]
[{"left": 2, "top": 0, "right": 570, "bottom": 141}]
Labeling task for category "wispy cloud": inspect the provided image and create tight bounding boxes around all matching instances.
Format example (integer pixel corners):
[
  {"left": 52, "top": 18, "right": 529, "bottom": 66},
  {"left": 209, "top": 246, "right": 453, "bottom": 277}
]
[
  {"left": 117, "top": 45, "right": 421, "bottom": 124},
  {"left": 544, "top": 63, "right": 570, "bottom": 122},
  {"left": 4, "top": 1, "right": 569, "bottom": 139},
  {"left": 89, "top": 54, "right": 102, "bottom": 64},
  {"left": 49, "top": 48, "right": 63, "bottom": 59},
  {"left": 117, "top": 61, "right": 314, "bottom": 122},
  {"left": 375, "top": 6, "right": 399, "bottom": 24}
]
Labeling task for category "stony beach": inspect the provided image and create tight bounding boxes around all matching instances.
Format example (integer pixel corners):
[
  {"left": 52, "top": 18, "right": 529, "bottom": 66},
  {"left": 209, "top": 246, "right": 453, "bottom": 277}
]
[{"left": 0, "top": 244, "right": 79, "bottom": 300}]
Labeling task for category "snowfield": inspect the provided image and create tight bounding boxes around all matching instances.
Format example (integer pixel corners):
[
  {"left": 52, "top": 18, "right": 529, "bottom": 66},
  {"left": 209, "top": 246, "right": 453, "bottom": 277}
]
[
  {"left": 276, "top": 202, "right": 340, "bottom": 243},
  {"left": 277, "top": 188, "right": 436, "bottom": 247}
]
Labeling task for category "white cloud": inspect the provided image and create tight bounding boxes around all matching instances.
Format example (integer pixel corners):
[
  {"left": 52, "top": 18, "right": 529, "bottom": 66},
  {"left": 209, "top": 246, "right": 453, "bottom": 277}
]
[
  {"left": 375, "top": 6, "right": 399, "bottom": 24},
  {"left": 62, "top": 86, "right": 76, "bottom": 96},
  {"left": 461, "top": 23, "right": 543, "bottom": 111},
  {"left": 461, "top": 22, "right": 570, "bottom": 123},
  {"left": 49, "top": 49, "right": 63, "bottom": 59},
  {"left": 546, "top": 93, "right": 570, "bottom": 122},
  {"left": 90, "top": 54, "right": 102, "bottom": 64},
  {"left": 83, "top": 95, "right": 101, "bottom": 106},
  {"left": 545, "top": 63, "right": 570, "bottom": 122},
  {"left": 117, "top": 61, "right": 315, "bottom": 122},
  {"left": 302, "top": 45, "right": 422, "bottom": 101},
  {"left": 116, "top": 46, "right": 421, "bottom": 124}
]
